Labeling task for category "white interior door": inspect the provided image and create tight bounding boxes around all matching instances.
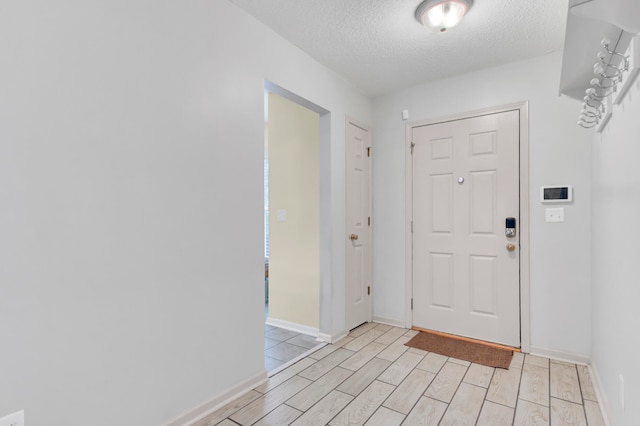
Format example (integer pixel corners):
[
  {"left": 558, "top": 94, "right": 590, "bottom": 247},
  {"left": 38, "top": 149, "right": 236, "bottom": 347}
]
[
  {"left": 412, "top": 110, "right": 520, "bottom": 347},
  {"left": 346, "top": 119, "right": 372, "bottom": 330}
]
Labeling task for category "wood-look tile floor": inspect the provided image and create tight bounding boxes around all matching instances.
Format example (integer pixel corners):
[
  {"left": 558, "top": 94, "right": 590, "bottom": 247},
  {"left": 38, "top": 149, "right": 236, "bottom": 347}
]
[{"left": 197, "top": 323, "right": 606, "bottom": 426}]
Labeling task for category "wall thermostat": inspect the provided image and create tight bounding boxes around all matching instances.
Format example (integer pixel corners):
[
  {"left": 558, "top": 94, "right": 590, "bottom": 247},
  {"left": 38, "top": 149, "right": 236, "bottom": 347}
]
[{"left": 540, "top": 185, "right": 572, "bottom": 203}]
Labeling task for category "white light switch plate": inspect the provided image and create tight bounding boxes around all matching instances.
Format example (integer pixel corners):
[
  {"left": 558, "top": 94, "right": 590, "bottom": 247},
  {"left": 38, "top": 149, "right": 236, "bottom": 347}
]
[
  {"left": 545, "top": 207, "right": 565, "bottom": 222},
  {"left": 0, "top": 410, "right": 24, "bottom": 426},
  {"left": 277, "top": 209, "right": 287, "bottom": 222}
]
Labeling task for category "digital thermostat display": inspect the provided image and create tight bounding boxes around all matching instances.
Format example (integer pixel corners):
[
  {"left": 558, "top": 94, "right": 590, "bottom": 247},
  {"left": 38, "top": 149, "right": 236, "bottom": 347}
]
[{"left": 540, "top": 186, "right": 572, "bottom": 203}]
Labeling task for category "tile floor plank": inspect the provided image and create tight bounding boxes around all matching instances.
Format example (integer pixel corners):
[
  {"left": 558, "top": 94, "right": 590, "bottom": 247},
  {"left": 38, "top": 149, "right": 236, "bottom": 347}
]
[
  {"left": 192, "top": 390, "right": 262, "bottom": 426},
  {"left": 230, "top": 375, "right": 312, "bottom": 425},
  {"left": 377, "top": 351, "right": 424, "bottom": 386},
  {"left": 475, "top": 400, "right": 514, "bottom": 426},
  {"left": 343, "top": 329, "right": 387, "bottom": 352},
  {"left": 407, "top": 347, "right": 429, "bottom": 356},
  {"left": 255, "top": 357, "right": 316, "bottom": 394},
  {"left": 349, "top": 322, "right": 378, "bottom": 338},
  {"left": 383, "top": 368, "right": 435, "bottom": 414},
  {"left": 329, "top": 380, "right": 396, "bottom": 426},
  {"left": 513, "top": 399, "right": 550, "bottom": 426},
  {"left": 424, "top": 361, "right": 468, "bottom": 403},
  {"left": 416, "top": 352, "right": 448, "bottom": 374},
  {"left": 403, "top": 396, "right": 448, "bottom": 426},
  {"left": 290, "top": 390, "right": 353, "bottom": 426},
  {"left": 308, "top": 344, "right": 341, "bottom": 361},
  {"left": 550, "top": 397, "right": 587, "bottom": 425},
  {"left": 373, "top": 323, "right": 393, "bottom": 332},
  {"left": 215, "top": 420, "right": 240, "bottom": 426},
  {"left": 299, "top": 348, "right": 355, "bottom": 381},
  {"left": 448, "top": 357, "right": 471, "bottom": 367},
  {"left": 337, "top": 357, "right": 391, "bottom": 397},
  {"left": 340, "top": 341, "right": 387, "bottom": 371},
  {"left": 333, "top": 335, "right": 356, "bottom": 347},
  {"left": 439, "top": 382, "right": 486, "bottom": 425},
  {"left": 525, "top": 354, "right": 550, "bottom": 368},
  {"left": 550, "top": 362, "right": 582, "bottom": 404},
  {"left": 374, "top": 327, "right": 407, "bottom": 345},
  {"left": 510, "top": 351, "right": 525, "bottom": 370},
  {"left": 404, "top": 329, "right": 420, "bottom": 337},
  {"left": 363, "top": 406, "right": 405, "bottom": 426},
  {"left": 577, "top": 364, "right": 598, "bottom": 402},
  {"left": 375, "top": 336, "right": 411, "bottom": 362},
  {"left": 584, "top": 399, "right": 606, "bottom": 426},
  {"left": 252, "top": 403, "right": 302, "bottom": 426},
  {"left": 486, "top": 366, "right": 522, "bottom": 408},
  {"left": 287, "top": 367, "right": 353, "bottom": 412},
  {"left": 463, "top": 363, "right": 495, "bottom": 388},
  {"left": 519, "top": 363, "right": 550, "bottom": 406}
]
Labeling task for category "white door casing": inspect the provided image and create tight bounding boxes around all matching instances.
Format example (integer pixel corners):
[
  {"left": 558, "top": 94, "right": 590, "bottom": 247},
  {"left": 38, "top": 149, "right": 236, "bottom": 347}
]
[
  {"left": 345, "top": 119, "right": 372, "bottom": 331},
  {"left": 411, "top": 109, "right": 521, "bottom": 347}
]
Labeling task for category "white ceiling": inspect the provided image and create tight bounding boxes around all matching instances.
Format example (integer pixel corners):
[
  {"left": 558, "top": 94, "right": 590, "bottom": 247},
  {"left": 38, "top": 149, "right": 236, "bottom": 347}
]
[{"left": 229, "top": 0, "right": 569, "bottom": 97}]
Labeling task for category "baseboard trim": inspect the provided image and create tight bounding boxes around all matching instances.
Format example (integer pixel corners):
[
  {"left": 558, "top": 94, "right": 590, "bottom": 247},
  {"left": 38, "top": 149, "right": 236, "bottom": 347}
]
[
  {"left": 372, "top": 316, "right": 406, "bottom": 328},
  {"left": 163, "top": 370, "right": 267, "bottom": 426},
  {"left": 318, "top": 330, "right": 348, "bottom": 344},
  {"left": 266, "top": 317, "right": 319, "bottom": 337},
  {"left": 529, "top": 346, "right": 590, "bottom": 366},
  {"left": 588, "top": 360, "right": 613, "bottom": 426}
]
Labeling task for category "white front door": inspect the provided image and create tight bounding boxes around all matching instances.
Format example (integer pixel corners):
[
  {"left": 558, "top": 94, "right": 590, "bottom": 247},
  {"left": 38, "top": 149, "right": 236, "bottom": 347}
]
[
  {"left": 345, "top": 119, "right": 372, "bottom": 330},
  {"left": 412, "top": 110, "right": 520, "bottom": 347}
]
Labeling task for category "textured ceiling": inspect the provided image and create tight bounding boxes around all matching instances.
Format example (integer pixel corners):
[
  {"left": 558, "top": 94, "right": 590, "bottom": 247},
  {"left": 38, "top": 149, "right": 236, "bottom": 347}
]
[{"left": 229, "top": 0, "right": 568, "bottom": 97}]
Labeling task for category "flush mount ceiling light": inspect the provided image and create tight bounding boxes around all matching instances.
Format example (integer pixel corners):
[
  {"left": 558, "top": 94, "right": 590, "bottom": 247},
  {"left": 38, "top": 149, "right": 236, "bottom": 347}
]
[{"left": 415, "top": 0, "right": 473, "bottom": 33}]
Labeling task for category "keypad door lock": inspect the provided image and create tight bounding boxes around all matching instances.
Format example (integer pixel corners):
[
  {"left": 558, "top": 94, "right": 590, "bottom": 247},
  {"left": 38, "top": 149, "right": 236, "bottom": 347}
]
[{"left": 505, "top": 217, "right": 516, "bottom": 238}]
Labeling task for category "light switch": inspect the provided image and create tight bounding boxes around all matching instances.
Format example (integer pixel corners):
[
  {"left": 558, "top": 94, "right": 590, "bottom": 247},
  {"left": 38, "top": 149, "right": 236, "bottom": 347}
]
[
  {"left": 277, "top": 209, "right": 287, "bottom": 222},
  {"left": 545, "top": 207, "right": 565, "bottom": 222}
]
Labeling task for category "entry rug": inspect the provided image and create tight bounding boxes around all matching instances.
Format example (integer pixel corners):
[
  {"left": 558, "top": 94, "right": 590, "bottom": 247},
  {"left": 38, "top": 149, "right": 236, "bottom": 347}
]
[{"left": 405, "top": 330, "right": 513, "bottom": 369}]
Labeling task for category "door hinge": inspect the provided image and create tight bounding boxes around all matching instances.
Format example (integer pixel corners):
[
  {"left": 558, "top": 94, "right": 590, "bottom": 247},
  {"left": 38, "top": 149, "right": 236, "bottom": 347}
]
[
  {"left": 368, "top": 286, "right": 371, "bottom": 295},
  {"left": 410, "top": 142, "right": 415, "bottom": 155},
  {"left": 411, "top": 298, "right": 413, "bottom": 310},
  {"left": 368, "top": 216, "right": 371, "bottom": 227},
  {"left": 411, "top": 221, "right": 413, "bottom": 233},
  {"left": 367, "top": 146, "right": 371, "bottom": 157}
]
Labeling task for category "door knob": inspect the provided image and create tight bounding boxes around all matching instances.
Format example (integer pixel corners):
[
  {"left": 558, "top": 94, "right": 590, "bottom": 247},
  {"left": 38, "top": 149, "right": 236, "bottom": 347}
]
[
  {"left": 506, "top": 243, "right": 516, "bottom": 252},
  {"left": 350, "top": 234, "right": 359, "bottom": 241}
]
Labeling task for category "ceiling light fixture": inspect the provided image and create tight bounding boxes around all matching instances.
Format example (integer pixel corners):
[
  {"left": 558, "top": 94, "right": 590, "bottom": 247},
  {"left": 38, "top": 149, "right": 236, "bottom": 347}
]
[{"left": 415, "top": 0, "right": 473, "bottom": 33}]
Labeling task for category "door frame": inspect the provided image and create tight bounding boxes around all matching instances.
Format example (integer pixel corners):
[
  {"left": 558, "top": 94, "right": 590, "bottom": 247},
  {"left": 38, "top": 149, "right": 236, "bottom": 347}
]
[{"left": 403, "top": 102, "right": 530, "bottom": 353}]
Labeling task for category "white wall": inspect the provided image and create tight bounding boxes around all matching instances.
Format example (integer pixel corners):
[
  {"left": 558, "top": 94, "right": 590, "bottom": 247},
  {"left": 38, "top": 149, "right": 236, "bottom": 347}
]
[
  {"left": 591, "top": 77, "right": 640, "bottom": 424},
  {"left": 268, "top": 94, "right": 320, "bottom": 329},
  {"left": 0, "top": 1, "right": 370, "bottom": 424},
  {"left": 371, "top": 52, "right": 592, "bottom": 358}
]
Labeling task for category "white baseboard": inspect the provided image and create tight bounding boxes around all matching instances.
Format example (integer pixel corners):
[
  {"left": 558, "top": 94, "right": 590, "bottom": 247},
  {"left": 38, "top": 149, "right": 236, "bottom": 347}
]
[
  {"left": 529, "top": 346, "right": 591, "bottom": 366},
  {"left": 372, "top": 316, "right": 406, "bottom": 328},
  {"left": 163, "top": 370, "right": 267, "bottom": 426},
  {"left": 588, "top": 360, "right": 613, "bottom": 426},
  {"left": 318, "top": 330, "right": 348, "bottom": 344},
  {"left": 266, "top": 317, "right": 319, "bottom": 337}
]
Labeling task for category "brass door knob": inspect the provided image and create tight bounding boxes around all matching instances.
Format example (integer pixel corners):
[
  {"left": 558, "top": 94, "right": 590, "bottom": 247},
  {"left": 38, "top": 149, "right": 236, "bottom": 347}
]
[
  {"left": 350, "top": 234, "right": 359, "bottom": 241},
  {"left": 506, "top": 243, "right": 516, "bottom": 252}
]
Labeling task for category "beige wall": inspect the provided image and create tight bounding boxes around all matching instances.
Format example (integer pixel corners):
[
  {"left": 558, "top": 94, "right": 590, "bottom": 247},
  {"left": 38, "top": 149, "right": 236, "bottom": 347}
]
[{"left": 268, "top": 93, "right": 320, "bottom": 329}]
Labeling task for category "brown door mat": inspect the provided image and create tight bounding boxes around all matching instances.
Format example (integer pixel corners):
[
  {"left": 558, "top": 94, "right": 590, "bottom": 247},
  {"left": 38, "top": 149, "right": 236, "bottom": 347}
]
[{"left": 405, "top": 330, "right": 514, "bottom": 369}]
